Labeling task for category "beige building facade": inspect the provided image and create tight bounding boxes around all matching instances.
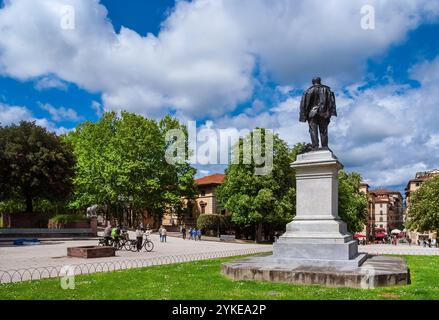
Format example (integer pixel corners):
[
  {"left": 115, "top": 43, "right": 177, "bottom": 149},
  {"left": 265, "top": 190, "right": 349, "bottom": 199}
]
[
  {"left": 161, "top": 173, "right": 226, "bottom": 229},
  {"left": 360, "top": 184, "right": 403, "bottom": 238}
]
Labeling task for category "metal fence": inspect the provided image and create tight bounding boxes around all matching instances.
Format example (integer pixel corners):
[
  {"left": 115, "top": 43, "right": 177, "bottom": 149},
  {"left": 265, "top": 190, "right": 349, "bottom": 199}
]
[{"left": 0, "top": 247, "right": 271, "bottom": 284}]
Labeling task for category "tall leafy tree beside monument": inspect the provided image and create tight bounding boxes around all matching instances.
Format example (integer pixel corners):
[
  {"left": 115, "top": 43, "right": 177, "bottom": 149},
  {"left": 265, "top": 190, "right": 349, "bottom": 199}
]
[
  {"left": 216, "top": 130, "right": 301, "bottom": 242},
  {"left": 216, "top": 128, "right": 367, "bottom": 240},
  {"left": 406, "top": 176, "right": 439, "bottom": 236},
  {"left": 0, "top": 121, "right": 75, "bottom": 213}
]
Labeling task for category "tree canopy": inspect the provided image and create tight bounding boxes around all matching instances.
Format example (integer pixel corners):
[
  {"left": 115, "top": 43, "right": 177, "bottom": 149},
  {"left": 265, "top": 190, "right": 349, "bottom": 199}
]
[
  {"left": 217, "top": 129, "right": 367, "bottom": 240},
  {"left": 65, "top": 111, "right": 197, "bottom": 226},
  {"left": 338, "top": 171, "right": 368, "bottom": 233},
  {"left": 406, "top": 176, "right": 439, "bottom": 234},
  {"left": 216, "top": 129, "right": 302, "bottom": 241},
  {"left": 0, "top": 121, "right": 75, "bottom": 213}
]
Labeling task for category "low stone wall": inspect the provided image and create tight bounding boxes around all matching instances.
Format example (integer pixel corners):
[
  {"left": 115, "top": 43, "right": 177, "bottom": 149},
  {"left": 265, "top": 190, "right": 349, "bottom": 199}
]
[
  {"left": 0, "top": 228, "right": 95, "bottom": 238},
  {"left": 1, "top": 213, "right": 52, "bottom": 228}
]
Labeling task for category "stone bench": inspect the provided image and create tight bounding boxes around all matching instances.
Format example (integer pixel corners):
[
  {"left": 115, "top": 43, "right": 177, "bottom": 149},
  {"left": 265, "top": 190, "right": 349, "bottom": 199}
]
[
  {"left": 67, "top": 246, "right": 116, "bottom": 259},
  {"left": 220, "top": 235, "right": 236, "bottom": 242}
]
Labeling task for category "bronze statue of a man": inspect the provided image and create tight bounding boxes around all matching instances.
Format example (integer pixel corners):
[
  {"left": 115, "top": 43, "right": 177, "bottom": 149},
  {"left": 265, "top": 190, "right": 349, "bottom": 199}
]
[{"left": 299, "top": 77, "right": 337, "bottom": 150}]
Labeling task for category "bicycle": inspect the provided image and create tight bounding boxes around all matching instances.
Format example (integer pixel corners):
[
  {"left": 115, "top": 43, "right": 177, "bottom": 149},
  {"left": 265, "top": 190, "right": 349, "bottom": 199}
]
[
  {"left": 97, "top": 237, "right": 122, "bottom": 250},
  {"left": 122, "top": 231, "right": 154, "bottom": 252},
  {"left": 119, "top": 232, "right": 131, "bottom": 251},
  {"left": 143, "top": 238, "right": 154, "bottom": 252},
  {"left": 142, "top": 231, "right": 154, "bottom": 252}
]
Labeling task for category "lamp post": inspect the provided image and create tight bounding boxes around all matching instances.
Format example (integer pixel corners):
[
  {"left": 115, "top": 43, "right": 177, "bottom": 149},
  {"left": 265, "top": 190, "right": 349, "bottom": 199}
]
[{"left": 217, "top": 214, "right": 220, "bottom": 238}]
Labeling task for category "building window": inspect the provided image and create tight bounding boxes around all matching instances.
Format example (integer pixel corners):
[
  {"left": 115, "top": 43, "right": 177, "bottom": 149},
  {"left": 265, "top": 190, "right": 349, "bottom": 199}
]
[
  {"left": 416, "top": 182, "right": 420, "bottom": 187},
  {"left": 380, "top": 210, "right": 383, "bottom": 215},
  {"left": 199, "top": 200, "right": 208, "bottom": 214},
  {"left": 187, "top": 202, "right": 194, "bottom": 218},
  {"left": 380, "top": 217, "right": 383, "bottom": 222},
  {"left": 200, "top": 190, "right": 206, "bottom": 197},
  {"left": 380, "top": 224, "right": 383, "bottom": 228},
  {"left": 380, "top": 204, "right": 383, "bottom": 208}
]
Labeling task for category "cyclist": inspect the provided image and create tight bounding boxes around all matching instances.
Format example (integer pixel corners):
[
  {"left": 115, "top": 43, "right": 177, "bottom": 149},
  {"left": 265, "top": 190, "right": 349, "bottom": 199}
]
[{"left": 111, "top": 225, "right": 121, "bottom": 247}]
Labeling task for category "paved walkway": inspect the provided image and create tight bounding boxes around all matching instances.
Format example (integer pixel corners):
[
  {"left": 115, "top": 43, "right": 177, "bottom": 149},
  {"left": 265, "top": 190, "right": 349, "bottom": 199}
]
[
  {"left": 0, "top": 233, "right": 271, "bottom": 283},
  {"left": 360, "top": 244, "right": 439, "bottom": 256}
]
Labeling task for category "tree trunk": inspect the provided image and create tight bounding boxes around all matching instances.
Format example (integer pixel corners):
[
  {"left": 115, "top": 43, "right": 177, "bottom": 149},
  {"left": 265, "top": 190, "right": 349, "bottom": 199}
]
[
  {"left": 25, "top": 195, "right": 33, "bottom": 213},
  {"left": 255, "top": 222, "right": 263, "bottom": 243}
]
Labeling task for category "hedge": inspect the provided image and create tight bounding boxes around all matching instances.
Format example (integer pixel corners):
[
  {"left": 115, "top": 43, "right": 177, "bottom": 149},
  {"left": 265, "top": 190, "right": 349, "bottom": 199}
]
[{"left": 196, "top": 214, "right": 233, "bottom": 236}]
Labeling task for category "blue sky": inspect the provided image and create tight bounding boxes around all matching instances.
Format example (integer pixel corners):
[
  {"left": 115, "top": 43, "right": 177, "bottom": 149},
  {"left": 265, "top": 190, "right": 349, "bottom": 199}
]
[{"left": 1, "top": 0, "right": 439, "bottom": 194}]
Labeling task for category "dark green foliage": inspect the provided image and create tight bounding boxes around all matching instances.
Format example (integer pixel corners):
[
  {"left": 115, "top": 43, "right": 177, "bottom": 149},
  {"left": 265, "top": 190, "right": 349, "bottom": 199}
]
[
  {"left": 216, "top": 130, "right": 302, "bottom": 241},
  {"left": 338, "top": 171, "right": 368, "bottom": 233},
  {"left": 196, "top": 214, "right": 232, "bottom": 235},
  {"left": 0, "top": 121, "right": 75, "bottom": 212}
]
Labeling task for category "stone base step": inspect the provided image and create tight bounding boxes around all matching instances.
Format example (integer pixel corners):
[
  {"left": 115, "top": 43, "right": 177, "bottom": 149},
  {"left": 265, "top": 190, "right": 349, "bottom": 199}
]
[{"left": 221, "top": 254, "right": 410, "bottom": 289}]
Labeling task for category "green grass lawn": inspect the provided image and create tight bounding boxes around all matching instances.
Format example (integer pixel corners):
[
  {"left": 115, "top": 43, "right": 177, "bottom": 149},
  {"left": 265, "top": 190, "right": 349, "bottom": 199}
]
[{"left": 1, "top": 255, "right": 439, "bottom": 300}]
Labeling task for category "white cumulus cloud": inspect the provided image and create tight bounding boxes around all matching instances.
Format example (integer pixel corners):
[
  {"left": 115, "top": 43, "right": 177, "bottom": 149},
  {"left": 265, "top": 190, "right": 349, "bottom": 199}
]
[{"left": 1, "top": 0, "right": 438, "bottom": 118}]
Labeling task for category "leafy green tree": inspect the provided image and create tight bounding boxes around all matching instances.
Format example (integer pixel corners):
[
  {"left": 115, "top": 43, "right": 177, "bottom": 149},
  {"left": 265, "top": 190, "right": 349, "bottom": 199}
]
[
  {"left": 406, "top": 176, "right": 439, "bottom": 235},
  {"left": 66, "top": 112, "right": 197, "bottom": 226},
  {"left": 216, "top": 130, "right": 302, "bottom": 242},
  {"left": 0, "top": 121, "right": 75, "bottom": 213},
  {"left": 338, "top": 171, "right": 368, "bottom": 233},
  {"left": 217, "top": 128, "right": 367, "bottom": 240}
]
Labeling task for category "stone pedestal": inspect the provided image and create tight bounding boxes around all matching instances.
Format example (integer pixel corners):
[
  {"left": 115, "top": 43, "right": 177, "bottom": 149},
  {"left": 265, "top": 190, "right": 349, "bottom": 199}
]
[
  {"left": 272, "top": 150, "right": 367, "bottom": 269},
  {"left": 221, "top": 150, "right": 409, "bottom": 288}
]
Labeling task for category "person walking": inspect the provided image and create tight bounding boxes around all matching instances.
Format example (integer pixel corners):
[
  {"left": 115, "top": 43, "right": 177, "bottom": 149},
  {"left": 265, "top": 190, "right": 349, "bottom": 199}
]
[
  {"left": 161, "top": 226, "right": 167, "bottom": 243},
  {"left": 182, "top": 225, "right": 187, "bottom": 240},
  {"left": 158, "top": 226, "right": 163, "bottom": 242},
  {"left": 197, "top": 229, "right": 202, "bottom": 241},
  {"left": 193, "top": 228, "right": 198, "bottom": 241},
  {"left": 135, "top": 226, "right": 144, "bottom": 251},
  {"left": 188, "top": 227, "right": 193, "bottom": 240}
]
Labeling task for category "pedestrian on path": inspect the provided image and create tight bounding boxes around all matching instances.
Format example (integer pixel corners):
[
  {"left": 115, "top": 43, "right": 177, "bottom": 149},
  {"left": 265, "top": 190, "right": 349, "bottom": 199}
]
[
  {"left": 160, "top": 226, "right": 167, "bottom": 243},
  {"left": 193, "top": 228, "right": 198, "bottom": 241},
  {"left": 182, "top": 225, "right": 187, "bottom": 240}
]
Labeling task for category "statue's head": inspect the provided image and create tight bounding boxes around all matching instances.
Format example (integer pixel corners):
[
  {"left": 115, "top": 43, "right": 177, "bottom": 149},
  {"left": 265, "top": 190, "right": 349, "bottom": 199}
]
[{"left": 312, "top": 77, "right": 321, "bottom": 85}]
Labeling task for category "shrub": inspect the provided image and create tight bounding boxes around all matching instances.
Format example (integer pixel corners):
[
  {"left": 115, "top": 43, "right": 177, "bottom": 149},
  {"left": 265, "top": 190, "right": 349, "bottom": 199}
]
[{"left": 197, "top": 214, "right": 234, "bottom": 236}]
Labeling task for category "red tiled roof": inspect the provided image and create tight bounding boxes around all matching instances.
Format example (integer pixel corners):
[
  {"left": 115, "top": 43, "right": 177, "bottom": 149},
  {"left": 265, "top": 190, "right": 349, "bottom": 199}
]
[
  {"left": 370, "top": 189, "right": 401, "bottom": 195},
  {"left": 196, "top": 173, "right": 225, "bottom": 186}
]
